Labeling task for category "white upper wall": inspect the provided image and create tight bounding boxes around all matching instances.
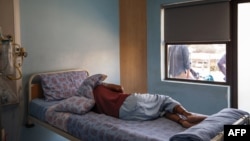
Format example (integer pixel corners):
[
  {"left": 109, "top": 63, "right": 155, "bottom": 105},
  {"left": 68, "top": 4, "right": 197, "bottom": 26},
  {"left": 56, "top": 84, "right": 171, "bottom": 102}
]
[{"left": 20, "top": 0, "right": 120, "bottom": 85}]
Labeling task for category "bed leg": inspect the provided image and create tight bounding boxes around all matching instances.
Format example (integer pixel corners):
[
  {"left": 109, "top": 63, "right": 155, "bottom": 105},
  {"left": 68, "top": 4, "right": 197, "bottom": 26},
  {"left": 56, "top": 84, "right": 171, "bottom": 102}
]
[{"left": 25, "top": 119, "right": 35, "bottom": 128}]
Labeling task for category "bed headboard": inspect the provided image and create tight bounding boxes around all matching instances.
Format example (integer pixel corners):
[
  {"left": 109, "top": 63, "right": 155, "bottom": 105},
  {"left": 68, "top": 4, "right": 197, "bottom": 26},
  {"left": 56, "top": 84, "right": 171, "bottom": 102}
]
[{"left": 28, "top": 68, "right": 89, "bottom": 102}]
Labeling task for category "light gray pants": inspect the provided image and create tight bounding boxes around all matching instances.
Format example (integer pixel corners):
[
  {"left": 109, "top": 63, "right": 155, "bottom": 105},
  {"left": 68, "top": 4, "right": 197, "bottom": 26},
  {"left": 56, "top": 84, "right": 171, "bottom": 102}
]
[{"left": 119, "top": 93, "right": 180, "bottom": 120}]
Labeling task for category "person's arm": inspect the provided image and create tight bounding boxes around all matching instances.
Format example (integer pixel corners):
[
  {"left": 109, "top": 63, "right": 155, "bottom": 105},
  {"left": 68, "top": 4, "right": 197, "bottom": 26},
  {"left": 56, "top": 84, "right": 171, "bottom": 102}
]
[
  {"left": 217, "top": 54, "right": 226, "bottom": 76},
  {"left": 181, "top": 46, "right": 194, "bottom": 79},
  {"left": 102, "top": 83, "right": 124, "bottom": 93}
]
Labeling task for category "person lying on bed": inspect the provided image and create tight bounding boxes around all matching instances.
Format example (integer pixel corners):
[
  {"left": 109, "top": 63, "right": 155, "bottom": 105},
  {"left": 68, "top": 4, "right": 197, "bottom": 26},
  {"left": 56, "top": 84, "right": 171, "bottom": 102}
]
[{"left": 91, "top": 82, "right": 207, "bottom": 128}]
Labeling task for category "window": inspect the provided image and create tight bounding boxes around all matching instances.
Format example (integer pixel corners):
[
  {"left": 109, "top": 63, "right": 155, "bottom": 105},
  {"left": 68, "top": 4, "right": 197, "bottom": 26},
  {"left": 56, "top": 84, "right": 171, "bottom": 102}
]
[
  {"left": 166, "top": 43, "right": 226, "bottom": 83},
  {"left": 162, "top": 0, "right": 231, "bottom": 84}
]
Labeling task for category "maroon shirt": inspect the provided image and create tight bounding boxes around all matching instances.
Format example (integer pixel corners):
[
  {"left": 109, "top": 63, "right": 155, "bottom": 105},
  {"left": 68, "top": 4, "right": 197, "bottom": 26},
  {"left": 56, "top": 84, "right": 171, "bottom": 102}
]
[{"left": 92, "top": 85, "right": 130, "bottom": 118}]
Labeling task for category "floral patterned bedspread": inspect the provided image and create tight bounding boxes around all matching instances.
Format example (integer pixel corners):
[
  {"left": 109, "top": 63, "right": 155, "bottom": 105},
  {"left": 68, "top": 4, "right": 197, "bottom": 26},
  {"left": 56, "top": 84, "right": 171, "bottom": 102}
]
[
  {"left": 66, "top": 112, "right": 186, "bottom": 141},
  {"left": 30, "top": 98, "right": 186, "bottom": 141}
]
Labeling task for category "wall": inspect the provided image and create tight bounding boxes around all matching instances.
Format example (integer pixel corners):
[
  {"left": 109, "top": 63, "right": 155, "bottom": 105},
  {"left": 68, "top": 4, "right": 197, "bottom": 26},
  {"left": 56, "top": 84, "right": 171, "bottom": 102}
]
[
  {"left": 20, "top": 0, "right": 120, "bottom": 83},
  {"left": 147, "top": 0, "right": 230, "bottom": 115},
  {"left": 3, "top": 0, "right": 119, "bottom": 141}
]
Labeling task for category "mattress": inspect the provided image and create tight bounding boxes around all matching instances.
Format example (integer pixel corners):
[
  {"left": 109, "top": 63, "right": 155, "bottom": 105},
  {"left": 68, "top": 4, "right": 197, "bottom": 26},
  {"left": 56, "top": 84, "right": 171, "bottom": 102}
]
[{"left": 29, "top": 98, "right": 186, "bottom": 141}]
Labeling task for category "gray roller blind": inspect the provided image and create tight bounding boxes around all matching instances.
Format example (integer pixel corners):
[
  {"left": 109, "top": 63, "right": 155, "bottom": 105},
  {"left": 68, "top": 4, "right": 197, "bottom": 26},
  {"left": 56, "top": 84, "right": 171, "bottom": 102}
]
[{"left": 164, "top": 1, "right": 230, "bottom": 43}]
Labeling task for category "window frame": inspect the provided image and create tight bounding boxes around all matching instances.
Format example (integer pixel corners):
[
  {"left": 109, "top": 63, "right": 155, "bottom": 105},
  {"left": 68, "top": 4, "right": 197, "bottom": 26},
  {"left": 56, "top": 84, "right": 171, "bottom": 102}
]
[
  {"left": 161, "top": 0, "right": 233, "bottom": 85},
  {"left": 231, "top": 0, "right": 250, "bottom": 109},
  {"left": 164, "top": 41, "right": 232, "bottom": 85}
]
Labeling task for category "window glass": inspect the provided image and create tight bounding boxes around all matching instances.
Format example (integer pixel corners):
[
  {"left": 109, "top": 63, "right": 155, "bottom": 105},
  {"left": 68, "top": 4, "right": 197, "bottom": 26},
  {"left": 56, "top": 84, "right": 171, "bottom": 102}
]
[{"left": 166, "top": 44, "right": 226, "bottom": 83}]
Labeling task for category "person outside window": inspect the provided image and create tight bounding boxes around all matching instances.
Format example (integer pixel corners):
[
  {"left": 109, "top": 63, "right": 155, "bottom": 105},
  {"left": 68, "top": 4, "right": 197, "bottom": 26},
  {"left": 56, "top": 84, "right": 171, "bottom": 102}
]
[
  {"left": 168, "top": 45, "right": 194, "bottom": 79},
  {"left": 217, "top": 54, "right": 226, "bottom": 81}
]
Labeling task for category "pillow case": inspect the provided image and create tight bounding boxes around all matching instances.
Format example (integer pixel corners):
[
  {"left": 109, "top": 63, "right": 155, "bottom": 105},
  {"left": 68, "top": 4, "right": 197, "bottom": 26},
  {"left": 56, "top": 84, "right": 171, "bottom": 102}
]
[
  {"left": 40, "top": 71, "right": 88, "bottom": 101},
  {"left": 54, "top": 96, "right": 95, "bottom": 115},
  {"left": 76, "top": 74, "right": 107, "bottom": 99}
]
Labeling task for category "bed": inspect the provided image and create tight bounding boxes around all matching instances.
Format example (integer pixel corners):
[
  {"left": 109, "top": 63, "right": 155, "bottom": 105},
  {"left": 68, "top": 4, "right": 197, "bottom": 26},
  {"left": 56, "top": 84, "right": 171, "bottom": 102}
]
[{"left": 26, "top": 69, "right": 250, "bottom": 141}]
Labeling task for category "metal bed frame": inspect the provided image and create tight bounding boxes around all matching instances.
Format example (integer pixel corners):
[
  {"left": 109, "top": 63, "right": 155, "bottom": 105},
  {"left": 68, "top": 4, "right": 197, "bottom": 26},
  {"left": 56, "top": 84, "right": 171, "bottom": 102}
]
[{"left": 211, "top": 114, "right": 250, "bottom": 141}]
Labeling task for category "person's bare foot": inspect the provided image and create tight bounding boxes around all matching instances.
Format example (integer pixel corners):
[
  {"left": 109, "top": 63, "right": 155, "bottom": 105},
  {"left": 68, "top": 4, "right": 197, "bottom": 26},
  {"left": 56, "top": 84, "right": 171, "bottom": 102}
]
[
  {"left": 164, "top": 112, "right": 206, "bottom": 128},
  {"left": 186, "top": 114, "right": 207, "bottom": 124},
  {"left": 178, "top": 119, "right": 195, "bottom": 128},
  {"left": 173, "top": 105, "right": 192, "bottom": 117}
]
